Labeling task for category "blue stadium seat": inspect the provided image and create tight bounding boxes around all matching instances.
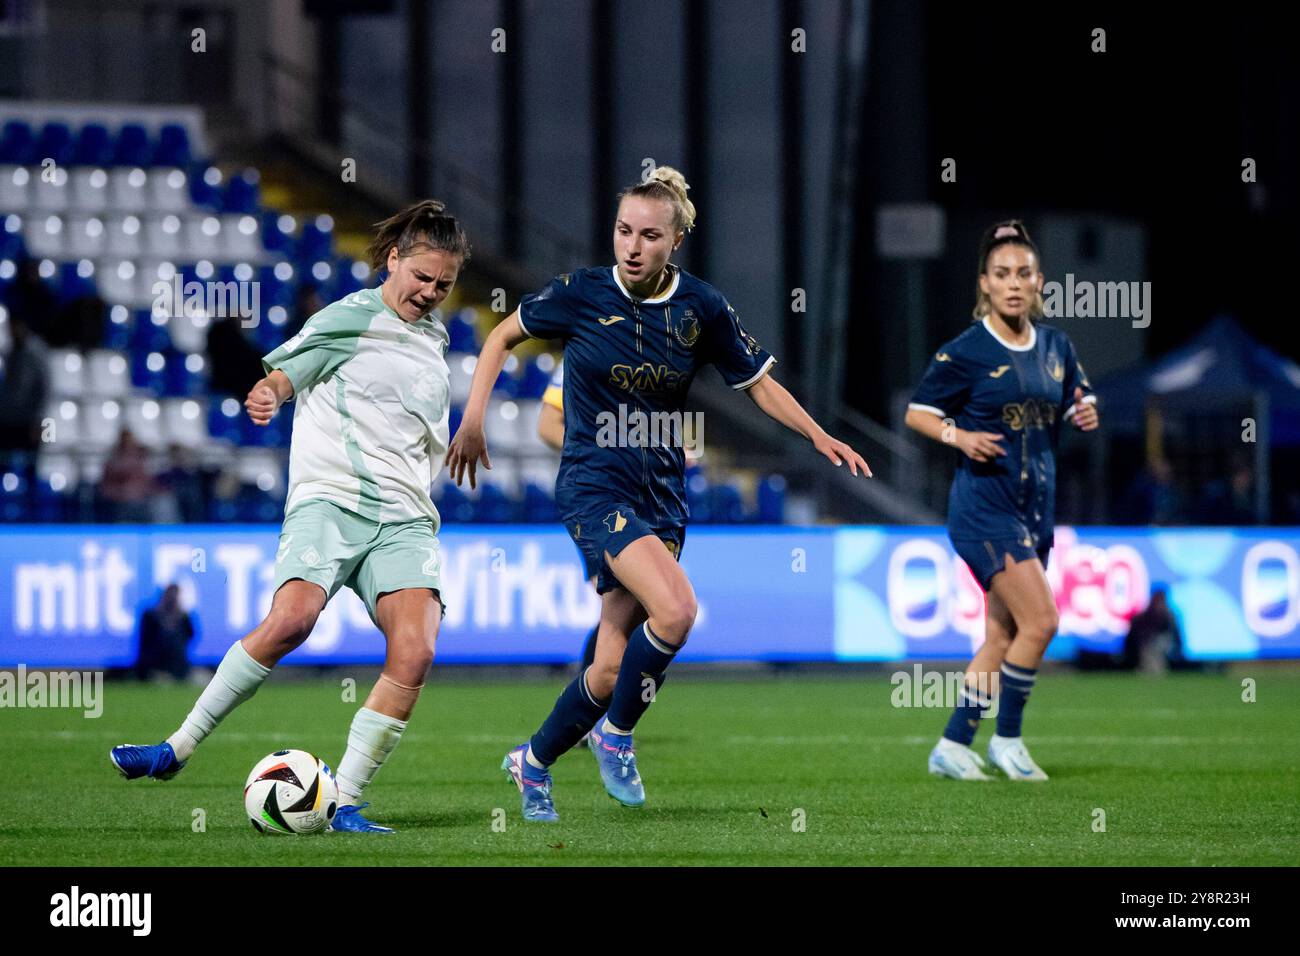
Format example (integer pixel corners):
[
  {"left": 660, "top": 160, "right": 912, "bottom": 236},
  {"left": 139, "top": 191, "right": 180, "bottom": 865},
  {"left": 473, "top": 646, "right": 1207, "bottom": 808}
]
[
  {"left": 0, "top": 470, "right": 31, "bottom": 522},
  {"left": 0, "top": 224, "right": 27, "bottom": 262},
  {"left": 518, "top": 359, "right": 551, "bottom": 399},
  {"left": 129, "top": 347, "right": 169, "bottom": 394},
  {"left": 35, "top": 122, "right": 74, "bottom": 166},
  {"left": 297, "top": 220, "right": 334, "bottom": 263},
  {"left": 475, "top": 484, "right": 516, "bottom": 523},
  {"left": 72, "top": 124, "right": 113, "bottom": 166},
  {"left": 113, "top": 124, "right": 152, "bottom": 167},
  {"left": 522, "top": 482, "right": 558, "bottom": 523},
  {"left": 223, "top": 171, "right": 260, "bottom": 214},
  {"left": 259, "top": 210, "right": 296, "bottom": 257},
  {"left": 32, "top": 478, "right": 73, "bottom": 522},
  {"left": 56, "top": 260, "right": 96, "bottom": 304},
  {"left": 154, "top": 124, "right": 192, "bottom": 168},
  {"left": 448, "top": 309, "right": 478, "bottom": 351},
  {"left": 0, "top": 120, "right": 35, "bottom": 165},
  {"left": 435, "top": 482, "right": 475, "bottom": 525},
  {"left": 207, "top": 397, "right": 244, "bottom": 443},
  {"left": 130, "top": 308, "right": 172, "bottom": 352},
  {"left": 710, "top": 483, "right": 746, "bottom": 524},
  {"left": 756, "top": 474, "right": 786, "bottom": 523}
]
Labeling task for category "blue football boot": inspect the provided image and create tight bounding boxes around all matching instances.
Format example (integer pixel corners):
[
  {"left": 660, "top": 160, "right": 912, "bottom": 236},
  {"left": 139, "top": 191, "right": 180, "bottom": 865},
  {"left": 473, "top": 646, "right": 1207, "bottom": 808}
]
[
  {"left": 330, "top": 802, "right": 395, "bottom": 833},
  {"left": 110, "top": 742, "right": 186, "bottom": 781},
  {"left": 587, "top": 724, "right": 645, "bottom": 807},
  {"left": 501, "top": 743, "right": 559, "bottom": 823}
]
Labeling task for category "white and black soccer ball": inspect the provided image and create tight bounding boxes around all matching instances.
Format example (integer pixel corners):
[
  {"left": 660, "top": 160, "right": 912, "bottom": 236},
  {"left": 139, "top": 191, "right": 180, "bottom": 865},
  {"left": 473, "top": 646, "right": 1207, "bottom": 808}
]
[{"left": 244, "top": 749, "right": 338, "bottom": 835}]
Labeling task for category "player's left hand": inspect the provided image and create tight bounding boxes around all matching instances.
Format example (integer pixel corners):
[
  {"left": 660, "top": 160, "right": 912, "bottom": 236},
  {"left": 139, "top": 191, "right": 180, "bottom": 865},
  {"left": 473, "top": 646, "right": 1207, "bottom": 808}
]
[
  {"left": 1071, "top": 387, "right": 1099, "bottom": 431},
  {"left": 815, "top": 434, "right": 872, "bottom": 477}
]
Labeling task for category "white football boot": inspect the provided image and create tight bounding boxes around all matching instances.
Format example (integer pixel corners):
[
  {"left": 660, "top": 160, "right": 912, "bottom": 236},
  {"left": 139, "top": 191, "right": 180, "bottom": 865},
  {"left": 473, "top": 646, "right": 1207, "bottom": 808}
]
[
  {"left": 928, "top": 737, "right": 994, "bottom": 781},
  {"left": 987, "top": 735, "right": 1049, "bottom": 781}
]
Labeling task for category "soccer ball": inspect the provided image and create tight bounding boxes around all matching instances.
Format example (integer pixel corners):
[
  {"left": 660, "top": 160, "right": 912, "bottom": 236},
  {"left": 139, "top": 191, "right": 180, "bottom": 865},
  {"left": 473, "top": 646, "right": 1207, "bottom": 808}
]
[{"left": 244, "top": 749, "right": 338, "bottom": 835}]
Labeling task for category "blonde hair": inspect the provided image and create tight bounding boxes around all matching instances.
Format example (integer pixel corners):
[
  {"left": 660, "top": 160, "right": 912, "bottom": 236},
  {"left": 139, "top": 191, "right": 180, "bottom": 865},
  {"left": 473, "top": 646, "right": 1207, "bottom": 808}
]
[
  {"left": 618, "top": 165, "right": 697, "bottom": 233},
  {"left": 972, "top": 218, "right": 1044, "bottom": 320}
]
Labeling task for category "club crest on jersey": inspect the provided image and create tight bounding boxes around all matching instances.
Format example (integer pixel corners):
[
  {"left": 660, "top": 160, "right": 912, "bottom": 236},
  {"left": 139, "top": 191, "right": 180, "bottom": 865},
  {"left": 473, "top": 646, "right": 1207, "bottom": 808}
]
[
  {"left": 604, "top": 511, "right": 628, "bottom": 534},
  {"left": 1047, "top": 355, "right": 1065, "bottom": 382},
  {"left": 675, "top": 309, "right": 701, "bottom": 348}
]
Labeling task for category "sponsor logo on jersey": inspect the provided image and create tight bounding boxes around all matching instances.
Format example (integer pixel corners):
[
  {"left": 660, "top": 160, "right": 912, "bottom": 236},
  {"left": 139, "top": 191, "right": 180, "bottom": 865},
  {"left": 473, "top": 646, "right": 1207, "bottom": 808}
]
[
  {"left": 1001, "top": 399, "right": 1058, "bottom": 431},
  {"left": 989, "top": 365, "right": 1011, "bottom": 378},
  {"left": 609, "top": 362, "right": 686, "bottom": 393},
  {"left": 598, "top": 315, "right": 626, "bottom": 326},
  {"left": 1046, "top": 356, "right": 1065, "bottom": 382},
  {"left": 935, "top": 352, "right": 952, "bottom": 362}
]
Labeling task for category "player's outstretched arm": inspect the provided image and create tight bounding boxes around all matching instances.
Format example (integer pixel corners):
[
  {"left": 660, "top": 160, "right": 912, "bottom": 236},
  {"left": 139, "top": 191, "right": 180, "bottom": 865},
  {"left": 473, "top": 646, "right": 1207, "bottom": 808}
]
[
  {"left": 745, "top": 373, "right": 872, "bottom": 478},
  {"left": 245, "top": 370, "right": 294, "bottom": 426},
  {"left": 445, "top": 310, "right": 530, "bottom": 488}
]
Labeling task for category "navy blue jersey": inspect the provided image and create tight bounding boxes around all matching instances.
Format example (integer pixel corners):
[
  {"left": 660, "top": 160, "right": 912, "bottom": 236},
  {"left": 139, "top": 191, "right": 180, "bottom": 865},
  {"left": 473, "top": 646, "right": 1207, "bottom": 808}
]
[
  {"left": 518, "top": 264, "right": 775, "bottom": 524},
  {"left": 909, "top": 317, "right": 1094, "bottom": 546}
]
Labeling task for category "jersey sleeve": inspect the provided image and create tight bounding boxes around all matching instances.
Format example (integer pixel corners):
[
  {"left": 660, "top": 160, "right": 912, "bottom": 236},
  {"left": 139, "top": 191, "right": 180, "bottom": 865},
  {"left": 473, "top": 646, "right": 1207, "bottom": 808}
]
[
  {"left": 541, "top": 362, "right": 564, "bottom": 410},
  {"left": 518, "top": 273, "right": 581, "bottom": 340},
  {"left": 704, "top": 296, "right": 776, "bottom": 389},
  {"left": 262, "top": 304, "right": 370, "bottom": 397},
  {"left": 1061, "top": 337, "right": 1097, "bottom": 422},
  {"left": 908, "top": 347, "right": 970, "bottom": 419}
]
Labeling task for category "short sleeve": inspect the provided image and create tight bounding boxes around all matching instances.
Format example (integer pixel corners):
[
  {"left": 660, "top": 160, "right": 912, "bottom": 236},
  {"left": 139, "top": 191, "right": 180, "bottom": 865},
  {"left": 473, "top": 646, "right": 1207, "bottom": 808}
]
[
  {"left": 1061, "top": 338, "right": 1096, "bottom": 421},
  {"left": 542, "top": 362, "right": 564, "bottom": 410},
  {"left": 908, "top": 348, "right": 970, "bottom": 419},
  {"left": 262, "top": 305, "right": 370, "bottom": 396},
  {"left": 518, "top": 273, "right": 581, "bottom": 340},
  {"left": 704, "top": 297, "right": 776, "bottom": 389}
]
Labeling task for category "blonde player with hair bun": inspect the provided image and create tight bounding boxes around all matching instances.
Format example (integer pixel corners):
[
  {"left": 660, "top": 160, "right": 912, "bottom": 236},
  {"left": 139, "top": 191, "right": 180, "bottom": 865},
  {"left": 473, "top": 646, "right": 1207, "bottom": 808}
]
[{"left": 449, "top": 165, "right": 871, "bottom": 822}]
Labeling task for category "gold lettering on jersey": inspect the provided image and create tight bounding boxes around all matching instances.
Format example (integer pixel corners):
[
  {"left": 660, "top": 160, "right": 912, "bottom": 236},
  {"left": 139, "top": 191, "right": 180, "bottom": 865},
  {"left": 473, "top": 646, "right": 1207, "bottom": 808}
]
[
  {"left": 599, "top": 315, "right": 626, "bottom": 326},
  {"left": 609, "top": 363, "right": 685, "bottom": 392},
  {"left": 1001, "top": 399, "right": 1058, "bottom": 431},
  {"left": 989, "top": 365, "right": 1011, "bottom": 378}
]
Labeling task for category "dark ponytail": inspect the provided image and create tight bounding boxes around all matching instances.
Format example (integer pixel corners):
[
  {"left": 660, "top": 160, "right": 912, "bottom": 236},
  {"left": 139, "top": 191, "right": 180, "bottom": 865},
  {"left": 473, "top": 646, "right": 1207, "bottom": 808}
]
[{"left": 364, "top": 199, "right": 471, "bottom": 272}]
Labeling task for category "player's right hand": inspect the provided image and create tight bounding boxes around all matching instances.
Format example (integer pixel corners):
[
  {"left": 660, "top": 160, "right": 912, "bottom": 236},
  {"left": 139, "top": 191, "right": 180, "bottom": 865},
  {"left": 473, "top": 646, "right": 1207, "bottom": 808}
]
[
  {"left": 245, "top": 382, "right": 278, "bottom": 426},
  {"left": 445, "top": 421, "right": 492, "bottom": 490},
  {"left": 956, "top": 429, "right": 1006, "bottom": 462}
]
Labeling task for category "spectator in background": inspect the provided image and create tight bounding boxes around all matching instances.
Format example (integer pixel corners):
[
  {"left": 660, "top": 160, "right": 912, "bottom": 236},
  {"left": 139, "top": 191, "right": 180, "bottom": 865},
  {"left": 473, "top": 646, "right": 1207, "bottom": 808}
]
[
  {"left": 135, "top": 583, "right": 197, "bottom": 682},
  {"left": 156, "top": 443, "right": 211, "bottom": 523},
  {"left": 99, "top": 428, "right": 159, "bottom": 522},
  {"left": 8, "top": 257, "right": 57, "bottom": 344},
  {"left": 0, "top": 314, "right": 50, "bottom": 455},
  {"left": 1117, "top": 456, "right": 1183, "bottom": 525},
  {"left": 1196, "top": 456, "right": 1255, "bottom": 525},
  {"left": 1123, "top": 586, "right": 1183, "bottom": 675},
  {"left": 206, "top": 314, "right": 263, "bottom": 400}
]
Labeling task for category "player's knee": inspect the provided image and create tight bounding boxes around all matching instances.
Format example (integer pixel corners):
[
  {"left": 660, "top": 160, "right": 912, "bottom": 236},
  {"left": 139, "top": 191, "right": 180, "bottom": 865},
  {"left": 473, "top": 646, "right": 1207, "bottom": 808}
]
[
  {"left": 654, "top": 593, "right": 697, "bottom": 646},
  {"left": 587, "top": 661, "right": 618, "bottom": 700},
  {"left": 1020, "top": 608, "right": 1059, "bottom": 646},
  {"left": 386, "top": 629, "right": 436, "bottom": 683},
  {"left": 271, "top": 604, "right": 319, "bottom": 649}
]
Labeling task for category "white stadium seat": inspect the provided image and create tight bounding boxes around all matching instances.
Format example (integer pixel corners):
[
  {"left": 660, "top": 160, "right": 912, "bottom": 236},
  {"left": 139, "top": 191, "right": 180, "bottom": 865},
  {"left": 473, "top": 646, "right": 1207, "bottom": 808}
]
[
  {"left": 84, "top": 349, "right": 130, "bottom": 397},
  {"left": 123, "top": 397, "right": 165, "bottom": 448},
  {"left": 47, "top": 348, "right": 85, "bottom": 398},
  {"left": 70, "top": 167, "right": 110, "bottom": 212},
  {"left": 44, "top": 398, "right": 81, "bottom": 447},
  {"left": 447, "top": 351, "right": 474, "bottom": 405},
  {"left": 103, "top": 214, "right": 144, "bottom": 259},
  {"left": 162, "top": 398, "right": 209, "bottom": 448},
  {"left": 36, "top": 453, "right": 79, "bottom": 492},
  {"left": 80, "top": 399, "right": 124, "bottom": 450},
  {"left": 23, "top": 213, "right": 66, "bottom": 258},
  {"left": 0, "top": 165, "right": 30, "bottom": 210},
  {"left": 31, "top": 165, "right": 70, "bottom": 211},
  {"left": 107, "top": 167, "right": 149, "bottom": 212},
  {"left": 149, "top": 168, "right": 190, "bottom": 212}
]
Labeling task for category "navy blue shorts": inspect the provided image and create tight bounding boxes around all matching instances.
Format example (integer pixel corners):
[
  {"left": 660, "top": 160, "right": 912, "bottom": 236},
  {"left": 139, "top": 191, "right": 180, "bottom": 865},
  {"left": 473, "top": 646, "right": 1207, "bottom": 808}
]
[
  {"left": 561, "top": 497, "right": 685, "bottom": 595},
  {"left": 952, "top": 534, "right": 1052, "bottom": 593}
]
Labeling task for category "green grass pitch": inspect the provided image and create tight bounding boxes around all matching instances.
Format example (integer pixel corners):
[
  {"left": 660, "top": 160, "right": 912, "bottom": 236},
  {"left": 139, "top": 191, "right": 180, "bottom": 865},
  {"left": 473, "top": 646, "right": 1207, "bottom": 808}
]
[{"left": 3, "top": 669, "right": 1298, "bottom": 866}]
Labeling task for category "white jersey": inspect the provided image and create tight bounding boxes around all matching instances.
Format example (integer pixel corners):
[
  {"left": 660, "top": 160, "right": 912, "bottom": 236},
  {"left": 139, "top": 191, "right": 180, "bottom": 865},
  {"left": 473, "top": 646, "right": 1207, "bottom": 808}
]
[{"left": 262, "top": 287, "right": 451, "bottom": 527}]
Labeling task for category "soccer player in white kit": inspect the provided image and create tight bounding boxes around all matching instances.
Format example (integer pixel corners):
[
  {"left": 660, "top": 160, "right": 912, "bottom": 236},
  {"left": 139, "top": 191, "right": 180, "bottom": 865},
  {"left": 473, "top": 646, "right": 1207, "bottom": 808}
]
[{"left": 111, "top": 201, "right": 467, "bottom": 833}]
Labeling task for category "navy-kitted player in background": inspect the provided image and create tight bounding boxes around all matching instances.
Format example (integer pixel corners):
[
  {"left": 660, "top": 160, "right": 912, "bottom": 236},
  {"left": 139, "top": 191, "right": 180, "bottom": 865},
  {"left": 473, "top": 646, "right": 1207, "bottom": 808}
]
[
  {"left": 447, "top": 166, "right": 870, "bottom": 821},
  {"left": 906, "top": 221, "right": 1099, "bottom": 782}
]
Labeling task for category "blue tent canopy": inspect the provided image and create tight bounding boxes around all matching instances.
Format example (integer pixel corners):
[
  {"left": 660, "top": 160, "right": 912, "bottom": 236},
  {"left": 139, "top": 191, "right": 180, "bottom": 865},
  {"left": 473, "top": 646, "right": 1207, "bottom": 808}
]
[{"left": 1095, "top": 316, "right": 1300, "bottom": 445}]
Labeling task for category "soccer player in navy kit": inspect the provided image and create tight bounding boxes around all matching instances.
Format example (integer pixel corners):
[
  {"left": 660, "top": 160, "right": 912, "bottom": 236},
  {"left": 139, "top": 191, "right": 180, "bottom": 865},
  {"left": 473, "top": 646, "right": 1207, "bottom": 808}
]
[
  {"left": 905, "top": 220, "right": 1099, "bottom": 782},
  {"left": 447, "top": 166, "right": 870, "bottom": 821}
]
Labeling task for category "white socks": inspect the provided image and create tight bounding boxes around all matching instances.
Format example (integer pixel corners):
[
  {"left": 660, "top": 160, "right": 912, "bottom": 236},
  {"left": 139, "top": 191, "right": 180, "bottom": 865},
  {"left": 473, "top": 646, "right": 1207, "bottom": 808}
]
[
  {"left": 601, "top": 718, "right": 632, "bottom": 736},
  {"left": 335, "top": 707, "right": 408, "bottom": 807},
  {"left": 167, "top": 642, "right": 272, "bottom": 761}
]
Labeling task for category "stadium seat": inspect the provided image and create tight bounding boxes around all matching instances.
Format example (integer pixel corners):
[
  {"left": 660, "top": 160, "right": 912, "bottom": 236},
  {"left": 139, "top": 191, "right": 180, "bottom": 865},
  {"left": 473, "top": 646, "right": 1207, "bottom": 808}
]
[
  {"left": 70, "top": 167, "right": 110, "bottom": 211},
  {"left": 0, "top": 165, "right": 30, "bottom": 210},
  {"left": 84, "top": 349, "right": 131, "bottom": 397},
  {"left": 65, "top": 214, "right": 106, "bottom": 258},
  {"left": 447, "top": 352, "right": 475, "bottom": 405},
  {"left": 79, "top": 399, "right": 123, "bottom": 449},
  {"left": 72, "top": 124, "right": 113, "bottom": 167},
  {"left": 44, "top": 398, "right": 81, "bottom": 446},
  {"left": 154, "top": 124, "right": 193, "bottom": 168},
  {"left": 112, "top": 124, "right": 152, "bottom": 168},
  {"left": 207, "top": 395, "right": 244, "bottom": 443},
  {"left": 35, "top": 122, "right": 75, "bottom": 167},
  {"left": 107, "top": 167, "right": 149, "bottom": 212},
  {"left": 756, "top": 474, "right": 787, "bottom": 523},
  {"left": 123, "top": 397, "right": 166, "bottom": 448},
  {"left": 24, "top": 213, "right": 66, "bottom": 258},
  {"left": 161, "top": 397, "right": 209, "bottom": 448},
  {"left": 31, "top": 163, "right": 71, "bottom": 211},
  {"left": 222, "top": 171, "right": 260, "bottom": 215},
  {"left": 0, "top": 120, "right": 36, "bottom": 165},
  {"left": 223, "top": 214, "right": 263, "bottom": 261},
  {"left": 48, "top": 349, "right": 85, "bottom": 398}
]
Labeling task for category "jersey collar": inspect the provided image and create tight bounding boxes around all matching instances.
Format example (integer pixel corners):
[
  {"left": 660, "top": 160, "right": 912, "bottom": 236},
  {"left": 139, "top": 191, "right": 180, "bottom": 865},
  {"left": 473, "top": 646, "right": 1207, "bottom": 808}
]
[
  {"left": 981, "top": 315, "right": 1037, "bottom": 351},
  {"left": 612, "top": 263, "right": 680, "bottom": 304}
]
